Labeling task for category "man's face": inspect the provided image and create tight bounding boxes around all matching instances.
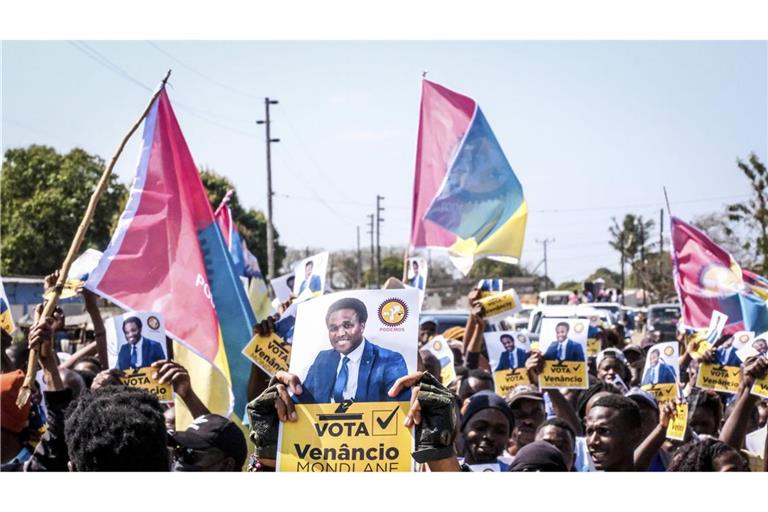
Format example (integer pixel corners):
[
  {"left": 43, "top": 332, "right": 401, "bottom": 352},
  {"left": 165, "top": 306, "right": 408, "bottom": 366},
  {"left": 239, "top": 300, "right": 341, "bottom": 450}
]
[
  {"left": 585, "top": 406, "right": 635, "bottom": 471},
  {"left": 555, "top": 325, "right": 569, "bottom": 343},
  {"left": 326, "top": 309, "right": 365, "bottom": 355},
  {"left": 412, "top": 262, "right": 419, "bottom": 276},
  {"left": 509, "top": 398, "right": 546, "bottom": 448},
  {"left": 536, "top": 425, "right": 575, "bottom": 470},
  {"left": 597, "top": 357, "right": 624, "bottom": 384},
  {"left": 463, "top": 409, "right": 510, "bottom": 464},
  {"left": 304, "top": 262, "right": 314, "bottom": 279},
  {"left": 419, "top": 322, "right": 436, "bottom": 344},
  {"left": 500, "top": 336, "right": 515, "bottom": 351},
  {"left": 688, "top": 406, "right": 718, "bottom": 437},
  {"left": 753, "top": 339, "right": 768, "bottom": 354},
  {"left": 123, "top": 321, "right": 141, "bottom": 345},
  {"left": 649, "top": 351, "right": 659, "bottom": 367}
]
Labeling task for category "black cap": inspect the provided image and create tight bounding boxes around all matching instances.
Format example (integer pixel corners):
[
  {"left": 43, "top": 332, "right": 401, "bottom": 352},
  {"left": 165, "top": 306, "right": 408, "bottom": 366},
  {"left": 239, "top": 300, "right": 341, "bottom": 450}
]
[
  {"left": 460, "top": 390, "right": 514, "bottom": 432},
  {"left": 172, "top": 414, "right": 247, "bottom": 468}
]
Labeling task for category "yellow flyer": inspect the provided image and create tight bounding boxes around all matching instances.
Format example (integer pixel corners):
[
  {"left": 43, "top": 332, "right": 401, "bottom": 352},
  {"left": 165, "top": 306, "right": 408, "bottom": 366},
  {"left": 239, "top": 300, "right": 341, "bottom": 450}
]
[
  {"left": 750, "top": 375, "right": 768, "bottom": 399},
  {"left": 586, "top": 338, "right": 600, "bottom": 357},
  {"left": 242, "top": 332, "right": 291, "bottom": 376},
  {"left": 696, "top": 363, "right": 741, "bottom": 394},
  {"left": 422, "top": 336, "right": 456, "bottom": 386},
  {"left": 641, "top": 383, "right": 678, "bottom": 403},
  {"left": 494, "top": 369, "right": 530, "bottom": 396},
  {"left": 120, "top": 367, "right": 173, "bottom": 402},
  {"left": 277, "top": 401, "right": 412, "bottom": 472},
  {"left": 478, "top": 289, "right": 521, "bottom": 320},
  {"left": 540, "top": 360, "right": 588, "bottom": 390},
  {"left": 666, "top": 403, "right": 688, "bottom": 441}
]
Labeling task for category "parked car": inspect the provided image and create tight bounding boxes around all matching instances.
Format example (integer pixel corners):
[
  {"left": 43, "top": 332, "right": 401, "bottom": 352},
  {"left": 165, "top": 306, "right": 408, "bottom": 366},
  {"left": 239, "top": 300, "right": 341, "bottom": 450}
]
[
  {"left": 419, "top": 310, "right": 499, "bottom": 334},
  {"left": 646, "top": 303, "right": 681, "bottom": 341}
]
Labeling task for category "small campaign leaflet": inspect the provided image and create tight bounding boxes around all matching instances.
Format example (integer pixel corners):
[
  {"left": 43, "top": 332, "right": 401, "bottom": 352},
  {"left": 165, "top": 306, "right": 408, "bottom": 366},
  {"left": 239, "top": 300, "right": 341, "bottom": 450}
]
[
  {"left": 690, "top": 310, "right": 728, "bottom": 359},
  {"left": 43, "top": 249, "right": 103, "bottom": 301},
  {"left": 536, "top": 318, "right": 588, "bottom": 390},
  {"left": 277, "top": 289, "right": 419, "bottom": 472},
  {"left": 422, "top": 335, "right": 456, "bottom": 386},
  {"left": 586, "top": 315, "right": 602, "bottom": 357},
  {"left": 0, "top": 276, "right": 15, "bottom": 334},
  {"left": 641, "top": 341, "right": 680, "bottom": 402},
  {"left": 405, "top": 257, "right": 428, "bottom": 307},
  {"left": 486, "top": 331, "right": 531, "bottom": 395},
  {"left": 736, "top": 332, "right": 768, "bottom": 399},
  {"left": 242, "top": 331, "right": 292, "bottom": 377},
  {"left": 666, "top": 402, "right": 689, "bottom": 441},
  {"left": 271, "top": 272, "right": 295, "bottom": 303},
  {"left": 696, "top": 330, "right": 747, "bottom": 395},
  {"left": 292, "top": 252, "right": 329, "bottom": 302},
  {"left": 477, "top": 278, "right": 503, "bottom": 299},
  {"left": 477, "top": 288, "right": 521, "bottom": 322},
  {"left": 106, "top": 311, "right": 172, "bottom": 402}
]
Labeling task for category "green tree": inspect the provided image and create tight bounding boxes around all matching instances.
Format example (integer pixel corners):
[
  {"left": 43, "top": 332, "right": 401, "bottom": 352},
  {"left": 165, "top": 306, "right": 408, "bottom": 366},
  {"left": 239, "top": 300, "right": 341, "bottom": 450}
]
[
  {"left": 586, "top": 267, "right": 621, "bottom": 288},
  {"left": 363, "top": 256, "right": 404, "bottom": 287},
  {"left": 609, "top": 213, "right": 655, "bottom": 289},
  {"left": 199, "top": 167, "right": 285, "bottom": 274},
  {"left": 725, "top": 153, "right": 767, "bottom": 273},
  {"left": 1, "top": 145, "right": 128, "bottom": 275}
]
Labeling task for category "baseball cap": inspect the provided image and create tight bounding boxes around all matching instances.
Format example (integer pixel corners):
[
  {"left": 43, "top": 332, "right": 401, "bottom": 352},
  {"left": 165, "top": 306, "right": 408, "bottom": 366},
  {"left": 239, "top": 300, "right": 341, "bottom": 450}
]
[
  {"left": 1, "top": 370, "right": 31, "bottom": 433},
  {"left": 171, "top": 414, "right": 247, "bottom": 468},
  {"left": 505, "top": 384, "right": 544, "bottom": 407},
  {"left": 596, "top": 348, "right": 626, "bottom": 368},
  {"left": 622, "top": 344, "right": 644, "bottom": 358},
  {"left": 625, "top": 387, "right": 659, "bottom": 413},
  {"left": 460, "top": 390, "right": 514, "bottom": 431}
]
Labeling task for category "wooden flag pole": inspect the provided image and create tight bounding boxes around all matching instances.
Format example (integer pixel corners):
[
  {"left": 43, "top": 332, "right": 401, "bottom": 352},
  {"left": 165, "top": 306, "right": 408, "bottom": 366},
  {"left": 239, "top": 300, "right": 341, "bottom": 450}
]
[{"left": 17, "top": 70, "right": 172, "bottom": 407}]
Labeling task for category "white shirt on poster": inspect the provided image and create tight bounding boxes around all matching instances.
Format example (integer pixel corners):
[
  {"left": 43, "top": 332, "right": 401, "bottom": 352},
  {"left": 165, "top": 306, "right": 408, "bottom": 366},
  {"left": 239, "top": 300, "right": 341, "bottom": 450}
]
[{"left": 335, "top": 340, "right": 365, "bottom": 401}]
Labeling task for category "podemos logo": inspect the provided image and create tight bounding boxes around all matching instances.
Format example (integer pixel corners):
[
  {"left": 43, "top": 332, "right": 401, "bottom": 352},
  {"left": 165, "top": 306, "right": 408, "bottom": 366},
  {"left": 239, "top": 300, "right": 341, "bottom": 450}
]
[
  {"left": 378, "top": 298, "right": 408, "bottom": 327},
  {"left": 147, "top": 315, "right": 161, "bottom": 330}
]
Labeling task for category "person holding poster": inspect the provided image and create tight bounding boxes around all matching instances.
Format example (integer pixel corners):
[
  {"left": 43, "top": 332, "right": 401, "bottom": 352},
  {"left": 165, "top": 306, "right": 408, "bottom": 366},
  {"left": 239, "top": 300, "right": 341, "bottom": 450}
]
[
  {"left": 115, "top": 315, "right": 167, "bottom": 370},
  {"left": 543, "top": 322, "right": 586, "bottom": 363},
  {"left": 641, "top": 347, "right": 678, "bottom": 386},
  {"left": 292, "top": 297, "right": 410, "bottom": 404}
]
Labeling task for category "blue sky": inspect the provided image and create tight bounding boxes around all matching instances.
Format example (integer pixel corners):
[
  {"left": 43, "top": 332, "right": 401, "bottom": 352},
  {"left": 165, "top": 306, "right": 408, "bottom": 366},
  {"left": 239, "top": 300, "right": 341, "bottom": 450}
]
[{"left": 2, "top": 40, "right": 766, "bottom": 283}]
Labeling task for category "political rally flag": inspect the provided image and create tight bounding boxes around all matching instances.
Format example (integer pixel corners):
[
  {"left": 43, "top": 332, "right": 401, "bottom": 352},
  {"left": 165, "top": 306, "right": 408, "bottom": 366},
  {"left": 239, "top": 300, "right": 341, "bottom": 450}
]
[
  {"left": 0, "top": 276, "right": 15, "bottom": 334},
  {"left": 409, "top": 80, "right": 527, "bottom": 275},
  {"left": 86, "top": 87, "right": 256, "bottom": 424},
  {"left": 214, "top": 193, "right": 274, "bottom": 321},
  {"left": 670, "top": 216, "right": 768, "bottom": 334}
]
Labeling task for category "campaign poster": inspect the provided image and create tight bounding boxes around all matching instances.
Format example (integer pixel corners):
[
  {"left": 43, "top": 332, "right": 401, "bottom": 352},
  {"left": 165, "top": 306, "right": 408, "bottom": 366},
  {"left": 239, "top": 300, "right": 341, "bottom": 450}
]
[
  {"left": 486, "top": 331, "right": 531, "bottom": 395},
  {"left": 736, "top": 332, "right": 768, "bottom": 399},
  {"left": 477, "top": 289, "right": 521, "bottom": 322},
  {"left": 421, "top": 335, "right": 456, "bottom": 386},
  {"left": 477, "top": 278, "right": 503, "bottom": 299},
  {"left": 106, "top": 311, "right": 168, "bottom": 370},
  {"left": 537, "top": 318, "right": 588, "bottom": 390},
  {"left": 292, "top": 251, "right": 329, "bottom": 302},
  {"left": 586, "top": 315, "right": 601, "bottom": 357},
  {"left": 690, "top": 310, "right": 728, "bottom": 359},
  {"left": 271, "top": 272, "right": 295, "bottom": 304},
  {"left": 242, "top": 331, "right": 292, "bottom": 377},
  {"left": 405, "top": 257, "right": 428, "bottom": 307},
  {"left": 277, "top": 289, "right": 419, "bottom": 472},
  {"left": 666, "top": 403, "right": 689, "bottom": 441},
  {"left": 640, "top": 341, "right": 680, "bottom": 402},
  {"left": 0, "top": 276, "right": 15, "bottom": 334}
]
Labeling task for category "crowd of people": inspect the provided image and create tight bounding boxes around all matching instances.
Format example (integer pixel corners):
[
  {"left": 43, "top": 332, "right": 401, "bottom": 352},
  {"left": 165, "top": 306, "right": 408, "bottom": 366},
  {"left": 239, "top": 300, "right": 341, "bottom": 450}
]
[{"left": 1, "top": 277, "right": 767, "bottom": 472}]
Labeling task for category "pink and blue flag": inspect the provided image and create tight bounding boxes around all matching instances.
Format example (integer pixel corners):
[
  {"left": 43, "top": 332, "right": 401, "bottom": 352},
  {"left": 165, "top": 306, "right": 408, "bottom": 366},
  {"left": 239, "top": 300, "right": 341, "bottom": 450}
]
[
  {"left": 410, "top": 80, "right": 527, "bottom": 274},
  {"left": 671, "top": 216, "right": 768, "bottom": 334},
  {"left": 86, "top": 87, "right": 256, "bottom": 419}
]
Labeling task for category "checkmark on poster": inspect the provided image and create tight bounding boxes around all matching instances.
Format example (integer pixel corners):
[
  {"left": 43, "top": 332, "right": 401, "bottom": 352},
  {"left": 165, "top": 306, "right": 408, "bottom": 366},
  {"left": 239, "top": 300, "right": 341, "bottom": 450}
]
[{"left": 372, "top": 407, "right": 399, "bottom": 436}]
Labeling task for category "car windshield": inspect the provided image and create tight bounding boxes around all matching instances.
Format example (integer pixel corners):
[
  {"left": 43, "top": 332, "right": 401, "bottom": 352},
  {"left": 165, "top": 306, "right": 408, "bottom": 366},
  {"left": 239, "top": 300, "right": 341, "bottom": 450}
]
[
  {"left": 545, "top": 295, "right": 570, "bottom": 305},
  {"left": 649, "top": 307, "right": 680, "bottom": 323}
]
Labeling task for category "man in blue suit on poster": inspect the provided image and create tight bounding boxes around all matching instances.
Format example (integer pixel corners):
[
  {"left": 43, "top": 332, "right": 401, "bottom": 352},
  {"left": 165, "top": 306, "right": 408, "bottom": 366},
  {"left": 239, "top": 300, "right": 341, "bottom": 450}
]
[
  {"left": 294, "top": 297, "right": 410, "bottom": 404},
  {"left": 543, "top": 322, "right": 585, "bottom": 363},
  {"left": 408, "top": 260, "right": 425, "bottom": 290},
  {"left": 495, "top": 334, "right": 529, "bottom": 370},
  {"left": 641, "top": 348, "right": 677, "bottom": 385},
  {"left": 298, "top": 260, "right": 322, "bottom": 296},
  {"left": 116, "top": 316, "right": 166, "bottom": 370},
  {"left": 715, "top": 338, "right": 742, "bottom": 367}
]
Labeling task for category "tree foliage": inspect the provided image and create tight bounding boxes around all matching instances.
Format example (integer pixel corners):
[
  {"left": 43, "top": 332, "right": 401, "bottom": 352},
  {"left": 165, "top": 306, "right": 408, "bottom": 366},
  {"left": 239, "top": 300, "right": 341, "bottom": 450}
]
[
  {"left": 199, "top": 167, "right": 285, "bottom": 274},
  {"left": 725, "top": 153, "right": 767, "bottom": 273},
  {"left": 1, "top": 145, "right": 128, "bottom": 275}
]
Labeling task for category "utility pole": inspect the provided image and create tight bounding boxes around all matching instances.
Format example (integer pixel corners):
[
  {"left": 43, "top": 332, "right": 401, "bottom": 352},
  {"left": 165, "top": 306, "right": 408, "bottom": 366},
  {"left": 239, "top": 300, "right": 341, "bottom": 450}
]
[
  {"left": 640, "top": 222, "right": 647, "bottom": 307},
  {"left": 536, "top": 238, "right": 555, "bottom": 286},
  {"left": 356, "top": 226, "right": 362, "bottom": 288},
  {"left": 256, "top": 97, "right": 279, "bottom": 280},
  {"left": 376, "top": 195, "right": 385, "bottom": 287},
  {"left": 619, "top": 231, "right": 625, "bottom": 304},
  {"left": 659, "top": 208, "right": 664, "bottom": 274},
  {"left": 367, "top": 214, "right": 375, "bottom": 287}
]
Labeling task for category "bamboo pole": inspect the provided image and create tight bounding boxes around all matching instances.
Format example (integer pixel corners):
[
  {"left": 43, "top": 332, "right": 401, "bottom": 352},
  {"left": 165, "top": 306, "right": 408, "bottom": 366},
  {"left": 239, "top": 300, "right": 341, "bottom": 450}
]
[{"left": 17, "top": 70, "right": 172, "bottom": 407}]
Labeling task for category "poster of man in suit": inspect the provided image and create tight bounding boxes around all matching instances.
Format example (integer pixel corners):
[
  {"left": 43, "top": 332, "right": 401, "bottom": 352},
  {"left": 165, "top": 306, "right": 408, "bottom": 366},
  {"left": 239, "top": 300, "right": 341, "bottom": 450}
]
[
  {"left": 292, "top": 251, "right": 329, "bottom": 302},
  {"left": 486, "top": 331, "right": 531, "bottom": 395},
  {"left": 107, "top": 311, "right": 168, "bottom": 370},
  {"left": 405, "top": 257, "right": 428, "bottom": 307}
]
